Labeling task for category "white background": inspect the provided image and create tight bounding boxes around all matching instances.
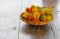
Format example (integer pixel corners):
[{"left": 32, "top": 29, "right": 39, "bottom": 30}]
[{"left": 0, "top": 0, "right": 60, "bottom": 39}]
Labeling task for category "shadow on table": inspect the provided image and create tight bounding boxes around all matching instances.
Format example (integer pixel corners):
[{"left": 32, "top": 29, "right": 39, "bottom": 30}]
[{"left": 20, "top": 23, "right": 51, "bottom": 37}]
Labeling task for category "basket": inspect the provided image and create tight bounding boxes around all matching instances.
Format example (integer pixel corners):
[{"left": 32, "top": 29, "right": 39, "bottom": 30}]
[{"left": 20, "top": 13, "right": 53, "bottom": 26}]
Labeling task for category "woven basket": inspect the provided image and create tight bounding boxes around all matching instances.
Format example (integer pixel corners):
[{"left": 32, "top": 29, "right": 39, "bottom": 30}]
[{"left": 20, "top": 13, "right": 53, "bottom": 26}]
